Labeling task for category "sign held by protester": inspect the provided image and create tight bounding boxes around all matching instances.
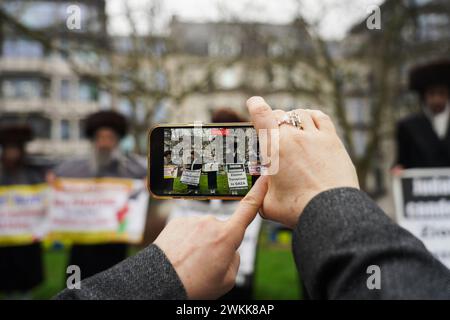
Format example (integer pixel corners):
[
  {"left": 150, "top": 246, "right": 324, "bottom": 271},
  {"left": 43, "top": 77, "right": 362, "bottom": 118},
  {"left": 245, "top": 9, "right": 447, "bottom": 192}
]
[
  {"left": 0, "top": 184, "right": 48, "bottom": 245},
  {"left": 227, "top": 164, "right": 248, "bottom": 190},
  {"left": 47, "top": 178, "right": 148, "bottom": 244},
  {"left": 164, "top": 165, "right": 178, "bottom": 179},
  {"left": 393, "top": 168, "right": 450, "bottom": 268},
  {"left": 180, "top": 169, "right": 201, "bottom": 186}
]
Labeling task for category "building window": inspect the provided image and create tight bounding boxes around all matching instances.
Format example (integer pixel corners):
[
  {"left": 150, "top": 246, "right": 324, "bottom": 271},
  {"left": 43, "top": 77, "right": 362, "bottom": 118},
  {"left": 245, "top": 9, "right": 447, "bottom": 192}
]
[
  {"left": 0, "top": 113, "right": 51, "bottom": 139},
  {"left": 2, "top": 38, "right": 45, "bottom": 58},
  {"left": 418, "top": 13, "right": 449, "bottom": 41},
  {"left": 1, "top": 77, "right": 49, "bottom": 99},
  {"left": 79, "top": 119, "right": 87, "bottom": 139},
  {"left": 208, "top": 36, "right": 241, "bottom": 57},
  {"left": 78, "top": 79, "right": 98, "bottom": 102},
  {"left": 30, "top": 115, "right": 51, "bottom": 139},
  {"left": 345, "top": 97, "right": 370, "bottom": 126},
  {"left": 61, "top": 119, "right": 70, "bottom": 140},
  {"left": 352, "top": 129, "right": 368, "bottom": 158},
  {"left": 99, "top": 90, "right": 112, "bottom": 109},
  {"left": 60, "top": 79, "right": 71, "bottom": 101},
  {"left": 118, "top": 98, "right": 133, "bottom": 117},
  {"left": 3, "top": 1, "right": 100, "bottom": 32}
]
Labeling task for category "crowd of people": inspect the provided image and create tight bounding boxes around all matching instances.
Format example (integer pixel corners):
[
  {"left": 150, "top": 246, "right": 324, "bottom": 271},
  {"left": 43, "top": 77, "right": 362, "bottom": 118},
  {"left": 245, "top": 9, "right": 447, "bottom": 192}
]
[{"left": 0, "top": 110, "right": 147, "bottom": 298}]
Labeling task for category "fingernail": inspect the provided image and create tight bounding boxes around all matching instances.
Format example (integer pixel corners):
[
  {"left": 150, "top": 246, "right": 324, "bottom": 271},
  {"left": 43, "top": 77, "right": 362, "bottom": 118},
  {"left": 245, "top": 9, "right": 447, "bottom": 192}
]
[{"left": 246, "top": 96, "right": 264, "bottom": 106}]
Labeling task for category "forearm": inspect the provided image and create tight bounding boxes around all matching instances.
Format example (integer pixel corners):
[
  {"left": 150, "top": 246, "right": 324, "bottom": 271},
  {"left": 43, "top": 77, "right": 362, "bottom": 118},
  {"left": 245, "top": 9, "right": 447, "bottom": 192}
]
[
  {"left": 292, "top": 187, "right": 450, "bottom": 299},
  {"left": 54, "top": 244, "right": 187, "bottom": 300}
]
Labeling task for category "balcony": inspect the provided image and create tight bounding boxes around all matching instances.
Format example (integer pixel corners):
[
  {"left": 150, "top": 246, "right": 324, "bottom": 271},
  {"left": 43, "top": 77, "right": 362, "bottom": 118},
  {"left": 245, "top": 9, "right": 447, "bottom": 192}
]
[
  {"left": 0, "top": 57, "right": 72, "bottom": 76},
  {"left": 27, "top": 139, "right": 91, "bottom": 158},
  {"left": 0, "top": 97, "right": 99, "bottom": 117}
]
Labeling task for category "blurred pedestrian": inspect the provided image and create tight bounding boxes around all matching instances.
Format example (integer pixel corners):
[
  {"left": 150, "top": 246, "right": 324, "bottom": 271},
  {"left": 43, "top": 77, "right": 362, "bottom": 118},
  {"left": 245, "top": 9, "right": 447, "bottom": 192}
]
[
  {"left": 394, "top": 59, "right": 450, "bottom": 170},
  {"left": 163, "top": 150, "right": 175, "bottom": 193},
  {"left": 0, "top": 125, "right": 44, "bottom": 299},
  {"left": 51, "top": 110, "right": 147, "bottom": 280}
]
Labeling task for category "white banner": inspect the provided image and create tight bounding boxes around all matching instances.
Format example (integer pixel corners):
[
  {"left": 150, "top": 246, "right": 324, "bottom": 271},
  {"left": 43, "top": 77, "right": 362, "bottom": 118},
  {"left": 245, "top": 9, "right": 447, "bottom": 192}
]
[
  {"left": 180, "top": 169, "right": 201, "bottom": 186},
  {"left": 0, "top": 184, "right": 48, "bottom": 245},
  {"left": 393, "top": 168, "right": 450, "bottom": 269},
  {"left": 164, "top": 165, "right": 178, "bottom": 179},
  {"left": 202, "top": 163, "right": 219, "bottom": 172},
  {"left": 47, "top": 178, "right": 148, "bottom": 244},
  {"left": 227, "top": 164, "right": 248, "bottom": 190},
  {"left": 248, "top": 165, "right": 262, "bottom": 176}
]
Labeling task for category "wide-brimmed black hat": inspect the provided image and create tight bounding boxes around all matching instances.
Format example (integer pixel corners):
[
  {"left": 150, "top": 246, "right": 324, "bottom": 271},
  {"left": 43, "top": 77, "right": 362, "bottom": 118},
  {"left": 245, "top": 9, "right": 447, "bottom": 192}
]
[
  {"left": 409, "top": 59, "right": 450, "bottom": 96},
  {"left": 0, "top": 124, "right": 33, "bottom": 146},
  {"left": 85, "top": 110, "right": 128, "bottom": 139}
]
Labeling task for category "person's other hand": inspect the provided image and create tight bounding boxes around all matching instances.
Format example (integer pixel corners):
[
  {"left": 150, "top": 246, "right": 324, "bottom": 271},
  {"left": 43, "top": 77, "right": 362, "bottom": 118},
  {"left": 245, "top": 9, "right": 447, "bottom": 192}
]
[
  {"left": 154, "top": 176, "right": 268, "bottom": 299},
  {"left": 246, "top": 96, "right": 359, "bottom": 228}
]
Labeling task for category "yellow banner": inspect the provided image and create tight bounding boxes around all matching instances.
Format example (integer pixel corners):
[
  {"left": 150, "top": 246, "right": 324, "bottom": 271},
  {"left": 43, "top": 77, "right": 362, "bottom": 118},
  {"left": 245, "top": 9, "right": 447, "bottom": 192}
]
[
  {"left": 0, "top": 183, "right": 48, "bottom": 246},
  {"left": 47, "top": 178, "right": 148, "bottom": 245}
]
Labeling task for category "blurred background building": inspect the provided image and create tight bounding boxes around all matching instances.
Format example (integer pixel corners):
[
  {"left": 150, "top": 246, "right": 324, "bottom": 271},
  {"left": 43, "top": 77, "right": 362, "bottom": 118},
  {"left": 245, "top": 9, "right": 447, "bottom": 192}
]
[{"left": 0, "top": 0, "right": 108, "bottom": 160}]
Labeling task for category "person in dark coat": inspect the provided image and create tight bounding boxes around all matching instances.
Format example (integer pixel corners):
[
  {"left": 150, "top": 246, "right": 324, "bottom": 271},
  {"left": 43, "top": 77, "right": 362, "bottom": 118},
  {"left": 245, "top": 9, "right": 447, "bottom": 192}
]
[
  {"left": 0, "top": 125, "right": 44, "bottom": 298},
  {"left": 51, "top": 111, "right": 147, "bottom": 280},
  {"left": 395, "top": 59, "right": 450, "bottom": 169}
]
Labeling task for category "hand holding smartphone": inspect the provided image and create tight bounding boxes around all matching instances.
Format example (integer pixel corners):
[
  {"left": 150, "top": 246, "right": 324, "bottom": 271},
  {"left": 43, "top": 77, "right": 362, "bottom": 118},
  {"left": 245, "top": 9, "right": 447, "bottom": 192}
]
[{"left": 148, "top": 123, "right": 262, "bottom": 199}]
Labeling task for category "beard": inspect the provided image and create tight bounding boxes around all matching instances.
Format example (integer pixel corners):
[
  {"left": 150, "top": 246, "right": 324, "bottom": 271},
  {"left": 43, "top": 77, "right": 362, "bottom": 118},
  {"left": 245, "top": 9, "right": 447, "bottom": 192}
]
[{"left": 96, "top": 149, "right": 112, "bottom": 167}]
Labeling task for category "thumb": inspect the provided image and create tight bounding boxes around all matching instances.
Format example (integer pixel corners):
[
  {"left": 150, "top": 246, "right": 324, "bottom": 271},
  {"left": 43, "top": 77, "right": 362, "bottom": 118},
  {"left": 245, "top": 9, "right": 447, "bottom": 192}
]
[{"left": 226, "top": 176, "right": 268, "bottom": 247}]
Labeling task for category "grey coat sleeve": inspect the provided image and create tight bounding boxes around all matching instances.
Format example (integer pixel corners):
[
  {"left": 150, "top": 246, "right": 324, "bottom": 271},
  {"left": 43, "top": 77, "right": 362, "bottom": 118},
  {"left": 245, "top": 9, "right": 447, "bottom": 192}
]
[
  {"left": 292, "top": 187, "right": 450, "bottom": 299},
  {"left": 54, "top": 244, "right": 187, "bottom": 300}
]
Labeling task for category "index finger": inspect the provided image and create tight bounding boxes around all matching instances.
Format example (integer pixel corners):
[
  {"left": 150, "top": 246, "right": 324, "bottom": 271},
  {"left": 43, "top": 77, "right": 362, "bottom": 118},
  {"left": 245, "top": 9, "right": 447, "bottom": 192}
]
[
  {"left": 246, "top": 96, "right": 278, "bottom": 131},
  {"left": 246, "top": 97, "right": 278, "bottom": 167},
  {"left": 226, "top": 175, "right": 268, "bottom": 247}
]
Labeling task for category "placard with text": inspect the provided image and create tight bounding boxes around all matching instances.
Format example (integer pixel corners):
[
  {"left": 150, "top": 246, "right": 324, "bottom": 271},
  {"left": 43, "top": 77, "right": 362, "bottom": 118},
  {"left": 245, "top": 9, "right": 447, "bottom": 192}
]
[{"left": 393, "top": 168, "right": 450, "bottom": 269}]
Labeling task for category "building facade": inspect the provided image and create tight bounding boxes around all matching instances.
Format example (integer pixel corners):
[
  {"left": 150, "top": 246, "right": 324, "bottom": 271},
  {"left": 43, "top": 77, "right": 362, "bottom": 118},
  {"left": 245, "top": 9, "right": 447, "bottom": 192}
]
[{"left": 0, "top": 0, "right": 108, "bottom": 160}]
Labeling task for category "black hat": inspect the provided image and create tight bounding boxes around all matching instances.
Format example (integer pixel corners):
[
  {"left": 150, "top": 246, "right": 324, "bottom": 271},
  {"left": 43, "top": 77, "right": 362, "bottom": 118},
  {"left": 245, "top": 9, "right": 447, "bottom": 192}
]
[
  {"left": 0, "top": 124, "right": 33, "bottom": 146},
  {"left": 211, "top": 108, "right": 246, "bottom": 123},
  {"left": 409, "top": 59, "right": 450, "bottom": 96},
  {"left": 85, "top": 110, "right": 128, "bottom": 139}
]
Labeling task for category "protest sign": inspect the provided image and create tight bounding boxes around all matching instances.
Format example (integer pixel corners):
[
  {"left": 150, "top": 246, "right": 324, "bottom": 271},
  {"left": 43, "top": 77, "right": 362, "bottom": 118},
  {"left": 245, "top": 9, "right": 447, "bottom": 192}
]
[
  {"left": 180, "top": 169, "right": 201, "bottom": 186},
  {"left": 393, "top": 168, "right": 450, "bottom": 268},
  {"left": 248, "top": 164, "right": 261, "bottom": 176},
  {"left": 202, "top": 163, "right": 219, "bottom": 172},
  {"left": 47, "top": 178, "right": 148, "bottom": 244},
  {"left": 227, "top": 164, "right": 248, "bottom": 190},
  {"left": 0, "top": 184, "right": 48, "bottom": 245},
  {"left": 164, "top": 165, "right": 178, "bottom": 178}
]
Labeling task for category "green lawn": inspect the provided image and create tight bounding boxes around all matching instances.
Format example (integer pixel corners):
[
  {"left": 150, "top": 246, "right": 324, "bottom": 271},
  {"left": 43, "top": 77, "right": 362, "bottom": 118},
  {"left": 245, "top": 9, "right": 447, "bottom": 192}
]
[
  {"left": 171, "top": 173, "right": 253, "bottom": 196},
  {"left": 23, "top": 224, "right": 301, "bottom": 300}
]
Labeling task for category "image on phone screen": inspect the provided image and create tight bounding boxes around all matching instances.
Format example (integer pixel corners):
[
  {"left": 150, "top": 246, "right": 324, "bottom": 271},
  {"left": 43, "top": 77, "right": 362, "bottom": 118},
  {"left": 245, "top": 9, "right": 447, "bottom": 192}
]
[{"left": 149, "top": 125, "right": 262, "bottom": 198}]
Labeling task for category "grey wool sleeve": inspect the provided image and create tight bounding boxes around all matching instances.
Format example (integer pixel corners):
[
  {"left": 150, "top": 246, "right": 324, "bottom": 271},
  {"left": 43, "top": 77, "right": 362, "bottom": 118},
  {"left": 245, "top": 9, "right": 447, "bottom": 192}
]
[
  {"left": 292, "top": 187, "right": 450, "bottom": 300},
  {"left": 54, "top": 244, "right": 187, "bottom": 300}
]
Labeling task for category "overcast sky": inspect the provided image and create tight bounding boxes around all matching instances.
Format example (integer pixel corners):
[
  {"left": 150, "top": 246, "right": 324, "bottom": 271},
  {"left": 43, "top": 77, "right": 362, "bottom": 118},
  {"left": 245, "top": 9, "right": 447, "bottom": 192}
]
[{"left": 106, "top": 0, "right": 384, "bottom": 40}]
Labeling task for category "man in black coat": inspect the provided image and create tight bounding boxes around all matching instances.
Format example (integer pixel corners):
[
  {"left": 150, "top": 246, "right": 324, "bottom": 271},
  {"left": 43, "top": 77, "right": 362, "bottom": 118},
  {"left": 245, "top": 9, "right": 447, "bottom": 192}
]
[
  {"left": 55, "top": 97, "right": 450, "bottom": 300},
  {"left": 51, "top": 111, "right": 147, "bottom": 280},
  {"left": 395, "top": 59, "right": 450, "bottom": 169},
  {"left": 0, "top": 125, "right": 44, "bottom": 298}
]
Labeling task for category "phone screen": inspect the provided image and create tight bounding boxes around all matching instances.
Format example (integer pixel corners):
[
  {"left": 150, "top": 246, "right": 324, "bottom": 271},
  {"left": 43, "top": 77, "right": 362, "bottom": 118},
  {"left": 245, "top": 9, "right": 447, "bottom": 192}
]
[{"left": 149, "top": 124, "right": 261, "bottom": 199}]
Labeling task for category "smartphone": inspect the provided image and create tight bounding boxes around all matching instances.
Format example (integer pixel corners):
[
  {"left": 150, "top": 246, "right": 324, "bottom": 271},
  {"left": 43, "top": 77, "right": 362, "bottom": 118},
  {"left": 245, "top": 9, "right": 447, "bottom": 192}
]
[{"left": 148, "top": 123, "right": 262, "bottom": 199}]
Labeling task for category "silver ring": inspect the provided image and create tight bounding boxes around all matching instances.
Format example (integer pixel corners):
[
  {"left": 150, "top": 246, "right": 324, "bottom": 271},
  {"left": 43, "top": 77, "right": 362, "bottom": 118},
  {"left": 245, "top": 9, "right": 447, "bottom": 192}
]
[{"left": 277, "top": 111, "right": 303, "bottom": 130}]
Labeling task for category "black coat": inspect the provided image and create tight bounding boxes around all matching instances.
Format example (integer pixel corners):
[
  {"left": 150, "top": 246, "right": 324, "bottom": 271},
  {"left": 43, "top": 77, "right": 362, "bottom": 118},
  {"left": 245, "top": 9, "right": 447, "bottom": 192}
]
[
  {"left": 395, "top": 112, "right": 450, "bottom": 169},
  {"left": 0, "top": 165, "right": 44, "bottom": 292}
]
